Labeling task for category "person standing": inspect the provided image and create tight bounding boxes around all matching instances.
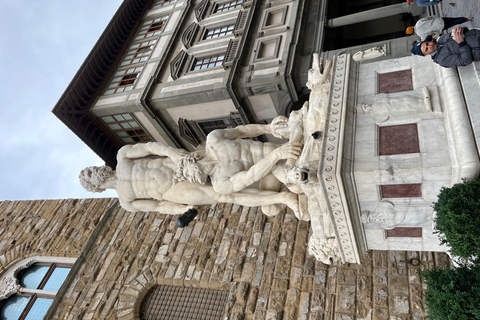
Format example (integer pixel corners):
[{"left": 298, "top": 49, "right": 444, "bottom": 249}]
[
  {"left": 410, "top": 27, "right": 480, "bottom": 68},
  {"left": 406, "top": 16, "right": 472, "bottom": 40}
]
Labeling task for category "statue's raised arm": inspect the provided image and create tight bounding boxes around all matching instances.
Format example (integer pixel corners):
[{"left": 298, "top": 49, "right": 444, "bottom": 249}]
[{"left": 117, "top": 142, "right": 188, "bottom": 164}]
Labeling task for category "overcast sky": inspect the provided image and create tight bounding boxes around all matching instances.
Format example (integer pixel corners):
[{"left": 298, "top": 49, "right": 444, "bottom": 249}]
[{"left": 0, "top": 1, "right": 122, "bottom": 200}]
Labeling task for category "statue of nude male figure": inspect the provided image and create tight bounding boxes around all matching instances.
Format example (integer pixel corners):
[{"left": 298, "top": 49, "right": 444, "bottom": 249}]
[{"left": 80, "top": 126, "right": 303, "bottom": 218}]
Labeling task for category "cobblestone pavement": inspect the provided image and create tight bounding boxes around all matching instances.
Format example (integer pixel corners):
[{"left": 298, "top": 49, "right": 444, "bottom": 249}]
[{"left": 441, "top": 0, "right": 480, "bottom": 29}]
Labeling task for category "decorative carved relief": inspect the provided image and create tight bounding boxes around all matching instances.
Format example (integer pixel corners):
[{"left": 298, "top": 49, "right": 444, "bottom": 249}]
[
  {"left": 308, "top": 236, "right": 341, "bottom": 264},
  {"left": 358, "top": 87, "right": 433, "bottom": 116},
  {"left": 361, "top": 200, "right": 399, "bottom": 230},
  {"left": 0, "top": 276, "right": 20, "bottom": 300},
  {"left": 170, "top": 50, "right": 188, "bottom": 80},
  {"left": 306, "top": 53, "right": 332, "bottom": 90},
  {"left": 195, "top": 0, "right": 209, "bottom": 21},
  {"left": 352, "top": 45, "right": 386, "bottom": 62},
  {"left": 182, "top": 22, "right": 199, "bottom": 49},
  {"left": 361, "top": 200, "right": 432, "bottom": 230}
]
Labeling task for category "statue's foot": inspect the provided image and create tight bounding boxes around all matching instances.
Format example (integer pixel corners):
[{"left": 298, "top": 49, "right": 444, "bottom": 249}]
[{"left": 261, "top": 204, "right": 285, "bottom": 216}]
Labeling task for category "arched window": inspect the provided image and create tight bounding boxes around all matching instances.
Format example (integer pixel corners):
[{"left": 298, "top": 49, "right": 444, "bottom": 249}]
[{"left": 0, "top": 258, "right": 74, "bottom": 320}]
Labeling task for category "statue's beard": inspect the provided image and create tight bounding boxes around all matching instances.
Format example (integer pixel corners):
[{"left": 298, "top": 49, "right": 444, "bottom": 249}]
[
  {"left": 79, "top": 166, "right": 113, "bottom": 193},
  {"left": 174, "top": 153, "right": 208, "bottom": 185}
]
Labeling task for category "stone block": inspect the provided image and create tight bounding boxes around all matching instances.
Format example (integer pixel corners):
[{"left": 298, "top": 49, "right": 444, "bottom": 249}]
[
  {"left": 373, "top": 286, "right": 388, "bottom": 308},
  {"left": 388, "top": 251, "right": 408, "bottom": 276},
  {"left": 373, "top": 268, "right": 387, "bottom": 285},
  {"left": 356, "top": 300, "right": 373, "bottom": 320},
  {"left": 266, "top": 309, "right": 282, "bottom": 320},
  {"left": 272, "top": 278, "right": 289, "bottom": 291},
  {"left": 256, "top": 286, "right": 270, "bottom": 311},
  {"left": 327, "top": 267, "right": 337, "bottom": 294},
  {"left": 236, "top": 282, "right": 250, "bottom": 304},
  {"left": 373, "top": 308, "right": 389, "bottom": 320},
  {"left": 335, "top": 285, "right": 355, "bottom": 314},
  {"left": 268, "top": 290, "right": 286, "bottom": 310},
  {"left": 254, "top": 310, "right": 266, "bottom": 319},
  {"left": 356, "top": 275, "right": 372, "bottom": 301},
  {"left": 286, "top": 288, "right": 300, "bottom": 307},
  {"left": 338, "top": 269, "right": 356, "bottom": 285},
  {"left": 334, "top": 314, "right": 354, "bottom": 320},
  {"left": 284, "top": 307, "right": 298, "bottom": 320},
  {"left": 389, "top": 294, "right": 410, "bottom": 315},
  {"left": 409, "top": 285, "right": 425, "bottom": 316},
  {"left": 314, "top": 269, "right": 327, "bottom": 287},
  {"left": 373, "top": 251, "right": 388, "bottom": 268},
  {"left": 301, "top": 276, "right": 313, "bottom": 292},
  {"left": 290, "top": 267, "right": 303, "bottom": 288},
  {"left": 310, "top": 287, "right": 326, "bottom": 313},
  {"left": 241, "top": 262, "right": 255, "bottom": 282},
  {"left": 389, "top": 276, "right": 409, "bottom": 295},
  {"left": 253, "top": 266, "right": 264, "bottom": 287},
  {"left": 274, "top": 257, "right": 291, "bottom": 279},
  {"left": 309, "top": 313, "right": 324, "bottom": 320},
  {"left": 299, "top": 292, "right": 310, "bottom": 320},
  {"left": 246, "top": 287, "right": 258, "bottom": 314}
]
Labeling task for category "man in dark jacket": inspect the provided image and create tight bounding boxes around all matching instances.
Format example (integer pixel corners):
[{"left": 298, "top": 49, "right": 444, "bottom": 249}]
[{"left": 411, "top": 27, "right": 480, "bottom": 67}]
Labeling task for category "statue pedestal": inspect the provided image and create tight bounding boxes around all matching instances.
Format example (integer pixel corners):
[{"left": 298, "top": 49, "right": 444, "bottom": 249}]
[{"left": 289, "top": 54, "right": 366, "bottom": 264}]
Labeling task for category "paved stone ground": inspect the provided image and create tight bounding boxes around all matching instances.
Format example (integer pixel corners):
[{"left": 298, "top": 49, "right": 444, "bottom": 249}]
[{"left": 441, "top": 0, "right": 480, "bottom": 28}]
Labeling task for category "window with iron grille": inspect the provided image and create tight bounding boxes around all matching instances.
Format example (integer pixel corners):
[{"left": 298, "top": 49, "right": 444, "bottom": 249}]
[
  {"left": 152, "top": 0, "right": 177, "bottom": 9},
  {"left": 101, "top": 113, "right": 152, "bottom": 144},
  {"left": 140, "top": 285, "right": 228, "bottom": 320},
  {"left": 214, "top": 0, "right": 243, "bottom": 13},
  {"left": 0, "top": 263, "right": 72, "bottom": 320},
  {"left": 204, "top": 24, "right": 235, "bottom": 40},
  {"left": 135, "top": 16, "right": 169, "bottom": 40},
  {"left": 191, "top": 54, "right": 225, "bottom": 71},
  {"left": 104, "top": 67, "right": 143, "bottom": 95},
  {"left": 120, "top": 40, "right": 157, "bottom": 67}
]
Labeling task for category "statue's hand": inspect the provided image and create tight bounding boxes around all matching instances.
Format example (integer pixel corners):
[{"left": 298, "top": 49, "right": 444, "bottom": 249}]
[
  {"left": 270, "top": 116, "right": 289, "bottom": 139},
  {"left": 272, "top": 142, "right": 302, "bottom": 161}
]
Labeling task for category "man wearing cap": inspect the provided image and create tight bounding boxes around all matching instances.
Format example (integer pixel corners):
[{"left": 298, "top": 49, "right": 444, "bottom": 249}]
[
  {"left": 411, "top": 27, "right": 480, "bottom": 67},
  {"left": 406, "top": 16, "right": 471, "bottom": 40},
  {"left": 406, "top": 0, "right": 442, "bottom": 6}
]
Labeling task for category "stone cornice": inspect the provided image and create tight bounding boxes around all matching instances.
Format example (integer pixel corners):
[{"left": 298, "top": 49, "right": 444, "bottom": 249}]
[{"left": 52, "top": 0, "right": 155, "bottom": 167}]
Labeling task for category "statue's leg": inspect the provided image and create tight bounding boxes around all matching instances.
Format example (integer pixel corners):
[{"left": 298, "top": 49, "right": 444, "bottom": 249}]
[{"left": 216, "top": 189, "right": 300, "bottom": 218}]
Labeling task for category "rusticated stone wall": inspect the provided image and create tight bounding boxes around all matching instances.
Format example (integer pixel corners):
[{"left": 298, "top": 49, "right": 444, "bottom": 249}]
[{"left": 0, "top": 199, "right": 450, "bottom": 319}]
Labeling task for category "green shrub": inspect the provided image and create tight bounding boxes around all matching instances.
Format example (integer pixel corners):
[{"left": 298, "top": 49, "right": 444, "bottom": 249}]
[
  {"left": 433, "top": 178, "right": 480, "bottom": 258},
  {"left": 420, "top": 265, "right": 480, "bottom": 320}
]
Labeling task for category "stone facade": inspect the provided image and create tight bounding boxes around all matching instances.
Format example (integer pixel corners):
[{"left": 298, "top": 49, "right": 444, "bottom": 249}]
[{"left": 0, "top": 198, "right": 450, "bottom": 319}]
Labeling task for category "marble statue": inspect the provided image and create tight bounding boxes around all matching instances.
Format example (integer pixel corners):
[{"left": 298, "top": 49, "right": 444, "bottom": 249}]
[
  {"left": 352, "top": 45, "right": 386, "bottom": 62},
  {"left": 361, "top": 200, "right": 432, "bottom": 229},
  {"left": 80, "top": 121, "right": 309, "bottom": 219}
]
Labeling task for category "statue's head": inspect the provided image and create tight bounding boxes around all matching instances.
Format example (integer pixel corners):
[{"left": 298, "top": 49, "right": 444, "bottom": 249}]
[
  {"left": 174, "top": 153, "right": 208, "bottom": 185},
  {"left": 79, "top": 166, "right": 113, "bottom": 193}
]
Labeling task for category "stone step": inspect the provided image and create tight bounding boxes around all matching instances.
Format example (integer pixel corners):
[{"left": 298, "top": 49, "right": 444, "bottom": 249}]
[{"left": 458, "top": 61, "right": 480, "bottom": 155}]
